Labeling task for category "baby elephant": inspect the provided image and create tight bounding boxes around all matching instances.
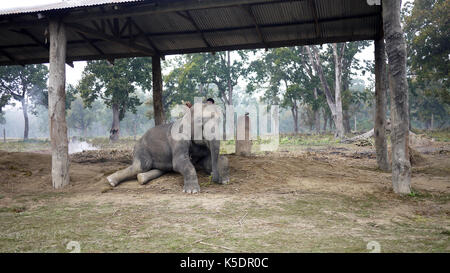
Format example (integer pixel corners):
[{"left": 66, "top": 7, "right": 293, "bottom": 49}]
[{"left": 106, "top": 103, "right": 229, "bottom": 193}]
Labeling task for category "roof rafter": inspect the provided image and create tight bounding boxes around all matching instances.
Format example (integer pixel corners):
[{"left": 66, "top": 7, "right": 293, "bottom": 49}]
[
  {"left": 176, "top": 11, "right": 212, "bottom": 49},
  {"left": 129, "top": 18, "right": 161, "bottom": 56},
  {"left": 0, "top": 48, "right": 23, "bottom": 66},
  {"left": 240, "top": 5, "right": 267, "bottom": 48},
  {"left": 308, "top": 0, "right": 321, "bottom": 39},
  {"left": 9, "top": 28, "right": 73, "bottom": 67},
  {"left": 65, "top": 22, "right": 155, "bottom": 56}
]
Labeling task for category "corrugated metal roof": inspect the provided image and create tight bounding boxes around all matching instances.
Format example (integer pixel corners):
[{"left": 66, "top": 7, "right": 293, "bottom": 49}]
[
  {"left": 0, "top": 0, "right": 143, "bottom": 15},
  {"left": 0, "top": 0, "right": 382, "bottom": 66}
]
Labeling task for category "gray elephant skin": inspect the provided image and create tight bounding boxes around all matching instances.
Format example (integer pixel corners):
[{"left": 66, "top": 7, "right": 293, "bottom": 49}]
[{"left": 106, "top": 103, "right": 229, "bottom": 193}]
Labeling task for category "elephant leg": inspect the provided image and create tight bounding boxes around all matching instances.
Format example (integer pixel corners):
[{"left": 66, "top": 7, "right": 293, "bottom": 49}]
[
  {"left": 106, "top": 160, "right": 143, "bottom": 187},
  {"left": 173, "top": 153, "right": 200, "bottom": 194},
  {"left": 137, "top": 169, "right": 166, "bottom": 185},
  {"left": 196, "top": 154, "right": 229, "bottom": 184},
  {"left": 195, "top": 155, "right": 212, "bottom": 173}
]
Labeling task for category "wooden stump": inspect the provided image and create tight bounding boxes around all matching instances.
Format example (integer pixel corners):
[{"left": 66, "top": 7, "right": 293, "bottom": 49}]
[{"left": 236, "top": 114, "right": 251, "bottom": 156}]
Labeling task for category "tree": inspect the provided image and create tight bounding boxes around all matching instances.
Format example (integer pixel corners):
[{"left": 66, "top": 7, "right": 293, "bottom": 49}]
[
  {"left": 67, "top": 96, "right": 96, "bottom": 137},
  {"left": 0, "top": 64, "right": 48, "bottom": 140},
  {"left": 121, "top": 90, "right": 152, "bottom": 139},
  {"left": 78, "top": 58, "right": 151, "bottom": 141},
  {"left": 247, "top": 47, "right": 316, "bottom": 134},
  {"left": 306, "top": 41, "right": 369, "bottom": 138},
  {"left": 403, "top": 0, "right": 449, "bottom": 129},
  {"left": 306, "top": 45, "right": 344, "bottom": 137}
]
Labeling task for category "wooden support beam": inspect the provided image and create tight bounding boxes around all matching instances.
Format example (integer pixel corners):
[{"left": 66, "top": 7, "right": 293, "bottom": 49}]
[
  {"left": 10, "top": 29, "right": 74, "bottom": 67},
  {"left": 177, "top": 11, "right": 211, "bottom": 48},
  {"left": 0, "top": 48, "right": 23, "bottom": 66},
  {"left": 48, "top": 19, "right": 70, "bottom": 189},
  {"left": 65, "top": 22, "right": 154, "bottom": 56},
  {"left": 152, "top": 55, "right": 165, "bottom": 126},
  {"left": 113, "top": 18, "right": 120, "bottom": 37},
  {"left": 240, "top": 5, "right": 267, "bottom": 48},
  {"left": 308, "top": 0, "right": 321, "bottom": 39},
  {"left": 76, "top": 31, "right": 105, "bottom": 56},
  {"left": 382, "top": 0, "right": 411, "bottom": 194},
  {"left": 374, "top": 36, "right": 389, "bottom": 171},
  {"left": 129, "top": 19, "right": 161, "bottom": 55},
  {"left": 11, "top": 29, "right": 48, "bottom": 50},
  {"left": 120, "top": 17, "right": 131, "bottom": 37}
]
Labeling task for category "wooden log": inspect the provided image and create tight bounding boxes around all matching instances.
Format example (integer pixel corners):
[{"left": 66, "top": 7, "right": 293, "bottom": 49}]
[
  {"left": 236, "top": 114, "right": 252, "bottom": 156},
  {"left": 48, "top": 19, "right": 70, "bottom": 189},
  {"left": 342, "top": 129, "right": 374, "bottom": 143},
  {"left": 152, "top": 55, "right": 165, "bottom": 126},
  {"left": 374, "top": 36, "right": 389, "bottom": 171},
  {"left": 382, "top": 0, "right": 411, "bottom": 194}
]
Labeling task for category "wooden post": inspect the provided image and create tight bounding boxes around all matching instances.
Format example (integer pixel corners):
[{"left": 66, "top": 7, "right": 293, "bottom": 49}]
[
  {"left": 236, "top": 114, "right": 252, "bottom": 156},
  {"left": 374, "top": 37, "right": 389, "bottom": 171},
  {"left": 48, "top": 19, "right": 70, "bottom": 189},
  {"left": 382, "top": 0, "right": 411, "bottom": 194},
  {"left": 152, "top": 55, "right": 164, "bottom": 126}
]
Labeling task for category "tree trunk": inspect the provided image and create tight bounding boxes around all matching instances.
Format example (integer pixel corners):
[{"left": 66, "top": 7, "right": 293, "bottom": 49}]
[
  {"left": 3, "top": 127, "right": 5, "bottom": 142},
  {"left": 323, "top": 110, "right": 328, "bottom": 131},
  {"left": 21, "top": 97, "right": 29, "bottom": 140},
  {"left": 329, "top": 113, "right": 333, "bottom": 130},
  {"left": 306, "top": 46, "right": 343, "bottom": 137},
  {"left": 110, "top": 103, "right": 120, "bottom": 142},
  {"left": 152, "top": 55, "right": 165, "bottom": 126},
  {"left": 343, "top": 110, "right": 351, "bottom": 133},
  {"left": 332, "top": 43, "right": 345, "bottom": 138},
  {"left": 374, "top": 37, "right": 390, "bottom": 171},
  {"left": 222, "top": 51, "right": 233, "bottom": 140},
  {"left": 291, "top": 105, "right": 298, "bottom": 134},
  {"left": 314, "top": 88, "right": 320, "bottom": 134},
  {"left": 342, "top": 128, "right": 374, "bottom": 143},
  {"left": 430, "top": 113, "right": 434, "bottom": 131},
  {"left": 227, "top": 51, "right": 233, "bottom": 105},
  {"left": 383, "top": 0, "right": 411, "bottom": 194},
  {"left": 48, "top": 19, "right": 70, "bottom": 189},
  {"left": 133, "top": 116, "right": 137, "bottom": 141}
]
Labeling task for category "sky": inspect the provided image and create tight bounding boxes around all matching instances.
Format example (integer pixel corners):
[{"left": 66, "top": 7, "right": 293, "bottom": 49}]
[{"left": 1, "top": 0, "right": 402, "bottom": 89}]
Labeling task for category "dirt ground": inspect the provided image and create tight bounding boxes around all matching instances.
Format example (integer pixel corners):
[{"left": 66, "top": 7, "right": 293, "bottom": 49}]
[{"left": 0, "top": 139, "right": 449, "bottom": 253}]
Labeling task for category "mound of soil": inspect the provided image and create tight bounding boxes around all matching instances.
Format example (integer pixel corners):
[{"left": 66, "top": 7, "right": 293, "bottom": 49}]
[{"left": 71, "top": 149, "right": 132, "bottom": 164}]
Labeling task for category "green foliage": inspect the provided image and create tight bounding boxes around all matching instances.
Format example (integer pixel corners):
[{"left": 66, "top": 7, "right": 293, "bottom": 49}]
[
  {"left": 66, "top": 96, "right": 97, "bottom": 136},
  {"left": 403, "top": 0, "right": 449, "bottom": 129},
  {"left": 403, "top": 0, "right": 449, "bottom": 92},
  {"left": 78, "top": 58, "right": 151, "bottom": 121},
  {"left": 0, "top": 64, "right": 48, "bottom": 114}
]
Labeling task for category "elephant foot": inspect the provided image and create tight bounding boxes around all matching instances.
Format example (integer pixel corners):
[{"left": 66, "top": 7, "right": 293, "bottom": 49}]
[
  {"left": 106, "top": 175, "right": 118, "bottom": 187},
  {"left": 183, "top": 183, "right": 200, "bottom": 194}
]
